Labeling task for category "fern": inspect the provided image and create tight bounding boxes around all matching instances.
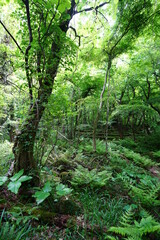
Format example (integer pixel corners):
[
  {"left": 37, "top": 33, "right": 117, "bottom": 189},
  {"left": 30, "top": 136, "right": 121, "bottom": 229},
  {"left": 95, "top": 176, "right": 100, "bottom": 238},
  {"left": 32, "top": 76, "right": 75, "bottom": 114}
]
[
  {"left": 70, "top": 165, "right": 112, "bottom": 188},
  {"left": 121, "top": 147, "right": 155, "bottom": 168},
  {"left": 129, "top": 180, "right": 160, "bottom": 207},
  {"left": 108, "top": 207, "right": 160, "bottom": 239},
  {"left": 120, "top": 207, "right": 135, "bottom": 226},
  {"left": 0, "top": 210, "right": 33, "bottom": 240}
]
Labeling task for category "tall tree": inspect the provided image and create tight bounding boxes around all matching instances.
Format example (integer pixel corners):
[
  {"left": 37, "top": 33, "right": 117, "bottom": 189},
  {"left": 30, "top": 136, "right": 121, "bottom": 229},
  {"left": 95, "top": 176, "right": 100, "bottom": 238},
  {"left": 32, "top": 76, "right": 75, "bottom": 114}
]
[
  {"left": 92, "top": 0, "right": 155, "bottom": 151},
  {"left": 1, "top": 0, "right": 111, "bottom": 179}
]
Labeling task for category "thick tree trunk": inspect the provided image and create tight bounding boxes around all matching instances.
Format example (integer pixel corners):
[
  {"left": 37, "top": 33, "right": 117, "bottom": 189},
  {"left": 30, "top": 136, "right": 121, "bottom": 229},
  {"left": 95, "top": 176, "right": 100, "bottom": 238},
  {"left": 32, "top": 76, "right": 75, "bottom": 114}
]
[{"left": 13, "top": 103, "right": 44, "bottom": 173}]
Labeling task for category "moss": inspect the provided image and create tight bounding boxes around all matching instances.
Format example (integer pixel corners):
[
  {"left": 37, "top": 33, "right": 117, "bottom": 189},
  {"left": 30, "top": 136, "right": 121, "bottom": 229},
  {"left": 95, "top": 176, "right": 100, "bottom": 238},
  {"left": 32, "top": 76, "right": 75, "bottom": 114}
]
[
  {"left": 32, "top": 209, "right": 56, "bottom": 224},
  {"left": 53, "top": 158, "right": 76, "bottom": 172},
  {"left": 60, "top": 171, "right": 72, "bottom": 182},
  {"left": 51, "top": 199, "right": 81, "bottom": 215}
]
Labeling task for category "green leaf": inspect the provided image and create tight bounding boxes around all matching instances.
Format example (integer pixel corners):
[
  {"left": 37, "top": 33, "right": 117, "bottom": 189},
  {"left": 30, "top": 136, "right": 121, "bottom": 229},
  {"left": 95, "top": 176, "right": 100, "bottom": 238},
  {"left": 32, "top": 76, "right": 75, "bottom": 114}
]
[
  {"left": 0, "top": 176, "right": 8, "bottom": 186},
  {"left": 18, "top": 175, "right": 32, "bottom": 182},
  {"left": 42, "top": 181, "right": 51, "bottom": 193},
  {"left": 7, "top": 181, "right": 21, "bottom": 194},
  {"left": 10, "top": 169, "right": 24, "bottom": 182},
  {"left": 33, "top": 191, "right": 50, "bottom": 205},
  {"left": 56, "top": 184, "right": 72, "bottom": 196}
]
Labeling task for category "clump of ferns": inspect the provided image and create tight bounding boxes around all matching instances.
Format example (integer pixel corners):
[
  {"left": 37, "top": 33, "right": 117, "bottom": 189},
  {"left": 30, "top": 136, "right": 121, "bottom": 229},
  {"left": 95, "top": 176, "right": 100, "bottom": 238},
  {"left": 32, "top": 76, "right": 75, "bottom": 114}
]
[
  {"left": 129, "top": 179, "right": 160, "bottom": 208},
  {"left": 107, "top": 207, "right": 160, "bottom": 240}
]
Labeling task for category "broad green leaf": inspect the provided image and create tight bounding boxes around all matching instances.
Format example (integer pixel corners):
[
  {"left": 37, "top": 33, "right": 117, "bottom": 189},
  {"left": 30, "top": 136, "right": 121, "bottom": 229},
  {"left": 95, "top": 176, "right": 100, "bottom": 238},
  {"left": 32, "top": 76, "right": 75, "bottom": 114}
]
[
  {"left": 42, "top": 181, "right": 51, "bottom": 193},
  {"left": 18, "top": 175, "right": 32, "bottom": 182},
  {"left": 8, "top": 181, "right": 21, "bottom": 194},
  {"left": 33, "top": 191, "right": 50, "bottom": 205},
  {"left": 10, "top": 169, "right": 24, "bottom": 182},
  {"left": 56, "top": 184, "right": 72, "bottom": 196},
  {"left": 0, "top": 176, "right": 8, "bottom": 186}
]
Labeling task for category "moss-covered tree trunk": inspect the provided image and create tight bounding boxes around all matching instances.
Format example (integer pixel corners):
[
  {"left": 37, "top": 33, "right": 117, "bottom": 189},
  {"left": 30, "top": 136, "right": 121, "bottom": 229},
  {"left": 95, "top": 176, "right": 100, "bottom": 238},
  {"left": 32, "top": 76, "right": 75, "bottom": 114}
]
[{"left": 12, "top": 0, "right": 76, "bottom": 180}]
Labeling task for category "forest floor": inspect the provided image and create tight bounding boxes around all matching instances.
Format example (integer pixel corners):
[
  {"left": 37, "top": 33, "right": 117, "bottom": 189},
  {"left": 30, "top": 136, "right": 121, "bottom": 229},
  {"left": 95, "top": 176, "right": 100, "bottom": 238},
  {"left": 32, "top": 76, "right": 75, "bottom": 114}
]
[{"left": 0, "top": 137, "right": 160, "bottom": 239}]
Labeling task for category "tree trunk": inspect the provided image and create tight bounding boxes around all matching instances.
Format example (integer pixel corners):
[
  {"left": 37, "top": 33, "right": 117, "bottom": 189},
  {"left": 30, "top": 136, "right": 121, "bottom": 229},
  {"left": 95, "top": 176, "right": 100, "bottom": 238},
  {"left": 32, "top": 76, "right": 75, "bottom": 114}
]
[
  {"left": 93, "top": 56, "right": 112, "bottom": 151},
  {"left": 105, "top": 67, "right": 111, "bottom": 153},
  {"left": 13, "top": 102, "right": 45, "bottom": 174}
]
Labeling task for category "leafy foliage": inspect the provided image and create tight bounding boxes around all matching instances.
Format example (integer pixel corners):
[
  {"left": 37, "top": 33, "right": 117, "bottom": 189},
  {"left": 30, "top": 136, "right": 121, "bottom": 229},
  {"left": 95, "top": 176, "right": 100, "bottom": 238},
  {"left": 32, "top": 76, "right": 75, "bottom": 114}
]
[
  {"left": 71, "top": 165, "right": 112, "bottom": 188},
  {"left": 33, "top": 181, "right": 72, "bottom": 204},
  {"left": 0, "top": 169, "right": 32, "bottom": 194},
  {"left": 0, "top": 210, "right": 32, "bottom": 240},
  {"left": 108, "top": 208, "right": 160, "bottom": 239}
]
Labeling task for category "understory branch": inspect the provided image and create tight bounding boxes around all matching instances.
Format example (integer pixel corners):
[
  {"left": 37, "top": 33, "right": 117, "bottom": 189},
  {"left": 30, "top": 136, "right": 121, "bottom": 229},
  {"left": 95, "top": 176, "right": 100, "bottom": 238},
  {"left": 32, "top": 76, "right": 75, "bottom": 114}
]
[
  {"left": 74, "top": 1, "right": 110, "bottom": 15},
  {"left": 0, "top": 20, "right": 24, "bottom": 54}
]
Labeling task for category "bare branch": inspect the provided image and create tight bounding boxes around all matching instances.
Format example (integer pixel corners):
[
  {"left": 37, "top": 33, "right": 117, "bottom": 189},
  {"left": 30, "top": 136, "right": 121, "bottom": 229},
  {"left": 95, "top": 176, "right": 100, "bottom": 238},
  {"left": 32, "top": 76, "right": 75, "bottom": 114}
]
[
  {"left": 96, "top": 10, "right": 108, "bottom": 22},
  {"left": 69, "top": 26, "right": 81, "bottom": 46},
  {"left": 74, "top": 1, "right": 110, "bottom": 15},
  {"left": 0, "top": 20, "right": 24, "bottom": 54}
]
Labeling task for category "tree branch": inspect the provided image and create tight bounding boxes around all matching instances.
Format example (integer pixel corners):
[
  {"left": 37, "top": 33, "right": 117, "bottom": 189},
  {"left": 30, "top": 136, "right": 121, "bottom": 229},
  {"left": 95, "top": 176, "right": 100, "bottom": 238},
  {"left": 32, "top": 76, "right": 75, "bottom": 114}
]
[
  {"left": 74, "top": 1, "right": 110, "bottom": 15},
  {"left": 23, "top": 0, "right": 33, "bottom": 102},
  {"left": 69, "top": 26, "right": 81, "bottom": 46},
  {"left": 0, "top": 20, "right": 24, "bottom": 54}
]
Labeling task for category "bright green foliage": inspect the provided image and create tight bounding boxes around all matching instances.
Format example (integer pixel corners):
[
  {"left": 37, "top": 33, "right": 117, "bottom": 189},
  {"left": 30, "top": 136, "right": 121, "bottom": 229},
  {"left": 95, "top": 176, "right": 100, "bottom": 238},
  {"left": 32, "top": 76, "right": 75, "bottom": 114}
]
[
  {"left": 0, "top": 169, "right": 32, "bottom": 194},
  {"left": 56, "top": 183, "right": 72, "bottom": 197},
  {"left": 0, "top": 176, "right": 8, "bottom": 186},
  {"left": 113, "top": 144, "right": 156, "bottom": 168},
  {"left": 7, "top": 170, "right": 32, "bottom": 194},
  {"left": 33, "top": 181, "right": 72, "bottom": 204},
  {"left": 129, "top": 180, "right": 160, "bottom": 208},
  {"left": 71, "top": 165, "right": 112, "bottom": 188},
  {"left": 33, "top": 181, "right": 51, "bottom": 205}
]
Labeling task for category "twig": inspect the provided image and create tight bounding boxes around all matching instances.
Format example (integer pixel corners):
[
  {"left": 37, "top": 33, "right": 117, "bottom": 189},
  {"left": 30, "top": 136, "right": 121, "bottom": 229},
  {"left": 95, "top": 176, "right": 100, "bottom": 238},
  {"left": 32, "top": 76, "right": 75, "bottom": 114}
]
[{"left": 74, "top": 1, "right": 110, "bottom": 15}]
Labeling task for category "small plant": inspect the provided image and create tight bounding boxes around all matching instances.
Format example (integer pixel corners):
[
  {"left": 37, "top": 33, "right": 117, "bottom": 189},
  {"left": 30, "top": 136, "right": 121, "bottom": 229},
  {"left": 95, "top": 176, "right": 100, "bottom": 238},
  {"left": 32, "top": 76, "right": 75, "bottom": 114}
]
[
  {"left": 0, "top": 169, "right": 32, "bottom": 194},
  {"left": 33, "top": 181, "right": 52, "bottom": 205},
  {"left": 8, "top": 206, "right": 39, "bottom": 225},
  {"left": 0, "top": 210, "right": 33, "bottom": 240},
  {"left": 33, "top": 181, "right": 72, "bottom": 204}
]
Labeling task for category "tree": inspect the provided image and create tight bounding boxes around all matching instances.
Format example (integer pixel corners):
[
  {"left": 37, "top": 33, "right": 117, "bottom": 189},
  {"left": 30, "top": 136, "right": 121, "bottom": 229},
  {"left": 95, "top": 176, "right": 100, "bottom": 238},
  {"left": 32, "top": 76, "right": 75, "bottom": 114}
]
[
  {"left": 92, "top": 0, "right": 156, "bottom": 151},
  {"left": 0, "top": 0, "right": 111, "bottom": 180}
]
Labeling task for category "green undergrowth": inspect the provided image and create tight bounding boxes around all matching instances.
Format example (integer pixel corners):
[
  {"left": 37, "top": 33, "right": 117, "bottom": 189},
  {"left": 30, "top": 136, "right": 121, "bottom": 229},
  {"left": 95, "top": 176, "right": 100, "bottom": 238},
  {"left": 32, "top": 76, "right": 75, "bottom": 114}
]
[
  {"left": 0, "top": 138, "right": 160, "bottom": 239},
  {"left": 0, "top": 140, "right": 14, "bottom": 174}
]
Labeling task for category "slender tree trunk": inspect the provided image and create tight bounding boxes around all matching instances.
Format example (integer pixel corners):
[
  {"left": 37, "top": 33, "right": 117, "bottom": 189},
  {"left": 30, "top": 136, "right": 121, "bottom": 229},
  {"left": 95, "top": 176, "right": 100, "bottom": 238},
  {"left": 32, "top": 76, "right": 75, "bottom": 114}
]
[
  {"left": 105, "top": 68, "right": 111, "bottom": 152},
  {"left": 93, "top": 56, "right": 112, "bottom": 151}
]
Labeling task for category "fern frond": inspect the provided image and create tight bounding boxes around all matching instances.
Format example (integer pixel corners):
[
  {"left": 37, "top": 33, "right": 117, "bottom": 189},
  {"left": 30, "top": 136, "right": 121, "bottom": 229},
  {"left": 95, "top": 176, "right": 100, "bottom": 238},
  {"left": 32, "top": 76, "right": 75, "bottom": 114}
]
[
  {"left": 108, "top": 208, "right": 160, "bottom": 239},
  {"left": 120, "top": 207, "right": 135, "bottom": 226},
  {"left": 130, "top": 181, "right": 160, "bottom": 207}
]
